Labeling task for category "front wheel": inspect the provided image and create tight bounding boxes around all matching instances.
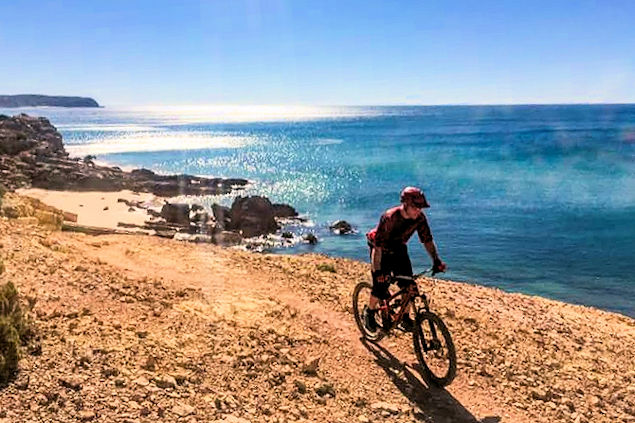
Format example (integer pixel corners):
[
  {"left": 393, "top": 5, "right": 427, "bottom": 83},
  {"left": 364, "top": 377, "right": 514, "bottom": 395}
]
[
  {"left": 352, "top": 282, "right": 384, "bottom": 342},
  {"left": 413, "top": 311, "right": 457, "bottom": 387}
]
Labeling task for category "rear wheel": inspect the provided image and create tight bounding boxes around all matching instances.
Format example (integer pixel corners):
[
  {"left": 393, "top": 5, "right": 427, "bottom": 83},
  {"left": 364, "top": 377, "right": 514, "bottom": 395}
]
[
  {"left": 352, "top": 282, "right": 384, "bottom": 342},
  {"left": 413, "top": 311, "right": 456, "bottom": 386}
]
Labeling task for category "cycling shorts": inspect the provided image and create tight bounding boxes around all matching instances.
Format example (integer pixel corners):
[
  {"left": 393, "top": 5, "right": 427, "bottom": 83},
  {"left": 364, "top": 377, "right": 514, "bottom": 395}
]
[{"left": 368, "top": 243, "right": 415, "bottom": 299}]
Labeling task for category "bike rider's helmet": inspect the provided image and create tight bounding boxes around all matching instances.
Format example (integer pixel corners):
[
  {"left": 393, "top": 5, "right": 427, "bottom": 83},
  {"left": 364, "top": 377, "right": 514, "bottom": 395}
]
[{"left": 400, "top": 186, "right": 430, "bottom": 208}]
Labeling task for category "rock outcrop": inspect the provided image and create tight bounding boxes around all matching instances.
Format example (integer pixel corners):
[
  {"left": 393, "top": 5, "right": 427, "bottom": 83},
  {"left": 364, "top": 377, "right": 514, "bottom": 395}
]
[
  {"left": 227, "top": 196, "right": 279, "bottom": 238},
  {"left": 0, "top": 95, "right": 99, "bottom": 108},
  {"left": 0, "top": 114, "right": 248, "bottom": 196},
  {"left": 140, "top": 197, "right": 299, "bottom": 242}
]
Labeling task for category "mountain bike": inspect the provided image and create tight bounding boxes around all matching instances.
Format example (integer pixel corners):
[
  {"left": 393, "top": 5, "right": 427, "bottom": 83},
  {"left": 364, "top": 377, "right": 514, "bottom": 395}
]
[{"left": 352, "top": 270, "right": 457, "bottom": 387}]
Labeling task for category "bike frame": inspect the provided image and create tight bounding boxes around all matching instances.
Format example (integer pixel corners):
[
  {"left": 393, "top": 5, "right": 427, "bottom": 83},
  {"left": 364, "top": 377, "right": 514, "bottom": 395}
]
[{"left": 377, "top": 275, "right": 431, "bottom": 331}]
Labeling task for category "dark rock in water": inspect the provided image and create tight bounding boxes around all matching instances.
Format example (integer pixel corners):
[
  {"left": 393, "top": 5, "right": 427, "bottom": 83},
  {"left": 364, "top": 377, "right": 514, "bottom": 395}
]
[
  {"left": 329, "top": 220, "right": 354, "bottom": 235},
  {"left": 272, "top": 203, "right": 298, "bottom": 218},
  {"left": 228, "top": 196, "right": 278, "bottom": 238},
  {"left": 211, "top": 203, "right": 231, "bottom": 230},
  {"left": 303, "top": 233, "right": 318, "bottom": 245},
  {"left": 0, "top": 95, "right": 100, "bottom": 108},
  {"left": 281, "top": 231, "right": 293, "bottom": 239},
  {"left": 160, "top": 203, "right": 190, "bottom": 225}
]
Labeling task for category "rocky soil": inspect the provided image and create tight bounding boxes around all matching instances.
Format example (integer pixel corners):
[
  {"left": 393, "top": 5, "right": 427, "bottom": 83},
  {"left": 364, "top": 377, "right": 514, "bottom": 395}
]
[{"left": 0, "top": 218, "right": 633, "bottom": 423}]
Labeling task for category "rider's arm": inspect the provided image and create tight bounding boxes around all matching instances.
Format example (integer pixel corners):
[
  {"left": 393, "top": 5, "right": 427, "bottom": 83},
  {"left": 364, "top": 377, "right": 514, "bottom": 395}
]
[
  {"left": 424, "top": 240, "right": 446, "bottom": 271},
  {"left": 371, "top": 247, "right": 382, "bottom": 272},
  {"left": 417, "top": 215, "right": 443, "bottom": 267},
  {"left": 423, "top": 240, "right": 441, "bottom": 263}
]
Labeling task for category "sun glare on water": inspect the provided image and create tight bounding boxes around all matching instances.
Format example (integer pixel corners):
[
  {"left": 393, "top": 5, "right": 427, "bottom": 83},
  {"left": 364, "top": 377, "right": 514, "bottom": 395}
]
[
  {"left": 65, "top": 132, "right": 253, "bottom": 156},
  {"left": 124, "top": 104, "right": 375, "bottom": 124}
]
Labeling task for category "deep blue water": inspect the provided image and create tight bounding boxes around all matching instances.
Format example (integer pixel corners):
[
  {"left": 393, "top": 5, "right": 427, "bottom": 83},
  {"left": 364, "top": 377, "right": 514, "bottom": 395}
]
[{"left": 3, "top": 105, "right": 634, "bottom": 317}]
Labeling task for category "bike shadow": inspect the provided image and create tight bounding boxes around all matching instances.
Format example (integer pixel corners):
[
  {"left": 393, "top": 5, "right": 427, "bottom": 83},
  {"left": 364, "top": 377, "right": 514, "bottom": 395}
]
[{"left": 360, "top": 338, "right": 501, "bottom": 423}]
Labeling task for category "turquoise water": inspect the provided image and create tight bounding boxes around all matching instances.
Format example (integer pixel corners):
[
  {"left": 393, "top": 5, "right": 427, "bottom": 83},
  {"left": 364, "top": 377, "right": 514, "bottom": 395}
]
[{"left": 3, "top": 105, "right": 634, "bottom": 317}]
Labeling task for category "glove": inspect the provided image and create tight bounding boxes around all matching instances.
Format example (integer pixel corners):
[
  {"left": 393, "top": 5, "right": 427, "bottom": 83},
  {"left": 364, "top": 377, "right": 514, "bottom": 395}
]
[
  {"left": 432, "top": 259, "right": 447, "bottom": 274},
  {"left": 372, "top": 270, "right": 388, "bottom": 284}
]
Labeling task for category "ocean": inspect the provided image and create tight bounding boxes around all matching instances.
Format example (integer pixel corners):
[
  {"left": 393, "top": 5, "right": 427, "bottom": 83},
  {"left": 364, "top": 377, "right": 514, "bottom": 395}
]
[{"left": 3, "top": 104, "right": 634, "bottom": 317}]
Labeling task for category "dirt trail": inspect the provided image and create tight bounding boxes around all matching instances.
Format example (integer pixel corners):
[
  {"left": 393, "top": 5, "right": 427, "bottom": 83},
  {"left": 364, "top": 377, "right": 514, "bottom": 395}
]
[
  {"left": 1, "top": 220, "right": 633, "bottom": 423},
  {"left": 82, "top": 233, "right": 524, "bottom": 423}
]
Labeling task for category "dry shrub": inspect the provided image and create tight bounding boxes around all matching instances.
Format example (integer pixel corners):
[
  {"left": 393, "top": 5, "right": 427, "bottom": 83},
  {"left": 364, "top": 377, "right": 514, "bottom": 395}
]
[{"left": 0, "top": 280, "right": 33, "bottom": 383}]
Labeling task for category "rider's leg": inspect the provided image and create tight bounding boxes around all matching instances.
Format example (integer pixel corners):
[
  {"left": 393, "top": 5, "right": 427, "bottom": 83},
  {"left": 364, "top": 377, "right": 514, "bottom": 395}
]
[
  {"left": 393, "top": 245, "right": 416, "bottom": 330},
  {"left": 368, "top": 245, "right": 387, "bottom": 310},
  {"left": 369, "top": 294, "right": 380, "bottom": 310}
]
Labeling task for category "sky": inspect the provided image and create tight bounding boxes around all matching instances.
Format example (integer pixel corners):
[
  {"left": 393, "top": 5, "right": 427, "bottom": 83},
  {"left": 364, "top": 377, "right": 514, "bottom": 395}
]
[{"left": 1, "top": 0, "right": 634, "bottom": 106}]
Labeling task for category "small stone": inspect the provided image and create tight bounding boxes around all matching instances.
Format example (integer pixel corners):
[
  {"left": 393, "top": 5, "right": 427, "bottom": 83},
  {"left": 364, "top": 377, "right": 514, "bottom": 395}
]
[
  {"left": 36, "top": 393, "right": 49, "bottom": 405},
  {"left": 215, "top": 416, "right": 251, "bottom": 423},
  {"left": 172, "top": 372, "right": 189, "bottom": 386},
  {"left": 293, "top": 379, "right": 307, "bottom": 394},
  {"left": 358, "top": 415, "right": 370, "bottom": 423},
  {"left": 102, "top": 367, "right": 119, "bottom": 378},
  {"left": 133, "top": 376, "right": 150, "bottom": 387},
  {"left": 59, "top": 376, "right": 82, "bottom": 391},
  {"left": 78, "top": 410, "right": 96, "bottom": 421},
  {"left": 142, "top": 356, "right": 157, "bottom": 371},
  {"left": 370, "top": 402, "right": 400, "bottom": 415},
  {"left": 530, "top": 388, "right": 548, "bottom": 401},
  {"left": 172, "top": 403, "right": 196, "bottom": 417},
  {"left": 154, "top": 375, "right": 177, "bottom": 389},
  {"left": 315, "top": 382, "right": 335, "bottom": 397},
  {"left": 302, "top": 356, "right": 320, "bottom": 376},
  {"left": 15, "top": 374, "right": 29, "bottom": 390}
]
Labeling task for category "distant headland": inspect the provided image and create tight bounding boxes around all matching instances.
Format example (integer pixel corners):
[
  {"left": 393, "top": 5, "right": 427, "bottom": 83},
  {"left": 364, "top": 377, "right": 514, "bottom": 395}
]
[{"left": 0, "top": 94, "right": 100, "bottom": 108}]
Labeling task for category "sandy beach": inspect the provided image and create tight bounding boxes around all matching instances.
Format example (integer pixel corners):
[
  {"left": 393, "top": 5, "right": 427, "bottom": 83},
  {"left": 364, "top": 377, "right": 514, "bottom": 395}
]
[{"left": 16, "top": 188, "right": 162, "bottom": 230}]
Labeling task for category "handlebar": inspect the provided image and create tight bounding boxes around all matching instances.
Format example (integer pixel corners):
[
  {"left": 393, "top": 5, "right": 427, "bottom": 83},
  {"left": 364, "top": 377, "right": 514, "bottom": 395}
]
[{"left": 415, "top": 266, "right": 445, "bottom": 278}]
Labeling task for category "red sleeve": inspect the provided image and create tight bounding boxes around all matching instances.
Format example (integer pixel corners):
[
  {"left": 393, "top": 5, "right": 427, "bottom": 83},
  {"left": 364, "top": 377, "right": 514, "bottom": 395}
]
[
  {"left": 417, "top": 215, "right": 433, "bottom": 244},
  {"left": 374, "top": 213, "right": 391, "bottom": 248}
]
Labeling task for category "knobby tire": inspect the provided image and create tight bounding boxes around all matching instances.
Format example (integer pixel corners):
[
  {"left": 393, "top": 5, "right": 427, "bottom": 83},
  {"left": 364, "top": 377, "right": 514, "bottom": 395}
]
[{"left": 413, "top": 311, "right": 457, "bottom": 387}]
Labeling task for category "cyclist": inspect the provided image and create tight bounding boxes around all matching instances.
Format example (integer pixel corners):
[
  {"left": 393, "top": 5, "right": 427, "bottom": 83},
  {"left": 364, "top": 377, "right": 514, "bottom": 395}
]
[{"left": 364, "top": 186, "right": 446, "bottom": 332}]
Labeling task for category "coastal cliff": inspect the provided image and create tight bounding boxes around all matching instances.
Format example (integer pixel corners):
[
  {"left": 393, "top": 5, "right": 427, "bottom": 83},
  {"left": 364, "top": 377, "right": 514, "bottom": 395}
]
[
  {"left": 0, "top": 218, "right": 632, "bottom": 423},
  {"left": 0, "top": 95, "right": 100, "bottom": 108},
  {"left": 0, "top": 114, "right": 247, "bottom": 196}
]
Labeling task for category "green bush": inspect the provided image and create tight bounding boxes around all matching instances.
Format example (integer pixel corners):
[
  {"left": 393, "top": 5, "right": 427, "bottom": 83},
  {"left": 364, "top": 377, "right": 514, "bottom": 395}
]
[
  {"left": 0, "top": 317, "right": 20, "bottom": 383},
  {"left": 0, "top": 281, "right": 32, "bottom": 383},
  {"left": 317, "top": 263, "right": 336, "bottom": 273}
]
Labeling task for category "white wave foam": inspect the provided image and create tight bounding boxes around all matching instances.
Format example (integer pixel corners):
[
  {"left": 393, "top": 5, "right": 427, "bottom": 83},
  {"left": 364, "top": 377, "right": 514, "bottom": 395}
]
[
  {"left": 58, "top": 124, "right": 160, "bottom": 132},
  {"left": 315, "top": 138, "right": 343, "bottom": 146},
  {"left": 65, "top": 132, "right": 253, "bottom": 156}
]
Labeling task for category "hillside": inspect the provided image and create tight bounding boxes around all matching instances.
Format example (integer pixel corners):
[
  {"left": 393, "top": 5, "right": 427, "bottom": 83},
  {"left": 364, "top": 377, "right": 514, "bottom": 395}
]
[{"left": 0, "top": 217, "right": 633, "bottom": 423}]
